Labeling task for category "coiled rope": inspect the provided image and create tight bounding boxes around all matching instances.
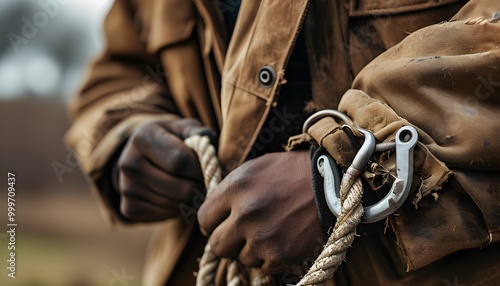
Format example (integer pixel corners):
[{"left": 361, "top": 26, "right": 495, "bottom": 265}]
[{"left": 185, "top": 134, "right": 363, "bottom": 286}]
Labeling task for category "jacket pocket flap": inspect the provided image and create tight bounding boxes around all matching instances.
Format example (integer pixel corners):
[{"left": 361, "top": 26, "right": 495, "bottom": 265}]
[{"left": 349, "top": 0, "right": 464, "bottom": 16}]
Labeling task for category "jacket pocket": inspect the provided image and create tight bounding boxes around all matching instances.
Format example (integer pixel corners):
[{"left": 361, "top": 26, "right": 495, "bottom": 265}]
[
  {"left": 349, "top": 0, "right": 464, "bottom": 17},
  {"left": 346, "top": 0, "right": 467, "bottom": 75}
]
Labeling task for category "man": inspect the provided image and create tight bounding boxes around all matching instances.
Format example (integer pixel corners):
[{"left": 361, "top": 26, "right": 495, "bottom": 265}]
[{"left": 66, "top": 0, "right": 500, "bottom": 285}]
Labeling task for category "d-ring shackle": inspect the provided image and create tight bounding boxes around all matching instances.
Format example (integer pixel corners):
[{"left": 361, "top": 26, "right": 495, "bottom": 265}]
[{"left": 317, "top": 126, "right": 418, "bottom": 223}]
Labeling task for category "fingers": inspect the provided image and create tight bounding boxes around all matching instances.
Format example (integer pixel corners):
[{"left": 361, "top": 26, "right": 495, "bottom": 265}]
[
  {"left": 116, "top": 118, "right": 216, "bottom": 223},
  {"left": 261, "top": 259, "right": 289, "bottom": 274},
  {"left": 119, "top": 178, "right": 179, "bottom": 222},
  {"left": 237, "top": 242, "right": 263, "bottom": 268},
  {"left": 120, "top": 159, "right": 200, "bottom": 203},
  {"left": 118, "top": 140, "right": 203, "bottom": 221},
  {"left": 197, "top": 177, "right": 235, "bottom": 235},
  {"left": 120, "top": 197, "right": 178, "bottom": 222},
  {"left": 158, "top": 118, "right": 218, "bottom": 150},
  {"left": 146, "top": 172, "right": 199, "bottom": 203},
  {"left": 157, "top": 118, "right": 217, "bottom": 141},
  {"left": 146, "top": 129, "right": 202, "bottom": 181},
  {"left": 127, "top": 123, "right": 204, "bottom": 182},
  {"left": 208, "top": 215, "right": 245, "bottom": 258},
  {"left": 157, "top": 118, "right": 202, "bottom": 139}
]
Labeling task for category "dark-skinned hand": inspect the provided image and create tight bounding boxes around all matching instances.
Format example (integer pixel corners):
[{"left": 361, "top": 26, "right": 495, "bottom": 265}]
[
  {"left": 197, "top": 151, "right": 325, "bottom": 273},
  {"left": 117, "top": 118, "right": 209, "bottom": 222}
]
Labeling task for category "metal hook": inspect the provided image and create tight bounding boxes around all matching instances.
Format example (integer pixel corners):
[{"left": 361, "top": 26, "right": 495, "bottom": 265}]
[
  {"left": 317, "top": 126, "right": 419, "bottom": 223},
  {"left": 302, "top": 110, "right": 354, "bottom": 133}
]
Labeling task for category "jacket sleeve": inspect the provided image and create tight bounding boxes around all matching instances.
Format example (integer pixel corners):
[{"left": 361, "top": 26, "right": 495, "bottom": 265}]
[
  {"left": 64, "top": 0, "right": 180, "bottom": 225},
  {"left": 306, "top": 0, "right": 500, "bottom": 270}
]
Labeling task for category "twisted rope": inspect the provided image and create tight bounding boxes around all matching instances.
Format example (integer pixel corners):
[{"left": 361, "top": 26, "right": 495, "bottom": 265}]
[
  {"left": 185, "top": 135, "right": 273, "bottom": 286},
  {"left": 297, "top": 171, "right": 364, "bottom": 286}
]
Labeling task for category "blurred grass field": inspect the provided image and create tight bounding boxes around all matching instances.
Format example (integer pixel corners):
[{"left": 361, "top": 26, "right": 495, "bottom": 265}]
[
  {"left": 0, "top": 2, "right": 160, "bottom": 285},
  {"left": 0, "top": 186, "right": 153, "bottom": 286},
  {"left": 0, "top": 99, "right": 154, "bottom": 286}
]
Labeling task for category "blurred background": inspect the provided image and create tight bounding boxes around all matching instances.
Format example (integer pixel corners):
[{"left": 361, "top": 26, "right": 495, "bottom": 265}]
[{"left": 0, "top": 1, "right": 153, "bottom": 285}]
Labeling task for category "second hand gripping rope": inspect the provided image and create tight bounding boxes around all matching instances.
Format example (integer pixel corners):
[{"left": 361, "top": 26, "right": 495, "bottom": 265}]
[
  {"left": 185, "top": 109, "right": 417, "bottom": 286},
  {"left": 184, "top": 135, "right": 273, "bottom": 286}
]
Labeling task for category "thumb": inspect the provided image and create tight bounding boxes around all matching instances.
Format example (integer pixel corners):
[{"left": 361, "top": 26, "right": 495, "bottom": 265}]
[{"left": 160, "top": 118, "right": 217, "bottom": 143}]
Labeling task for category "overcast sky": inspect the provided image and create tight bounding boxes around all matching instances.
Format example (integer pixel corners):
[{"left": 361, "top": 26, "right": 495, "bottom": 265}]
[{"left": 0, "top": 0, "right": 113, "bottom": 101}]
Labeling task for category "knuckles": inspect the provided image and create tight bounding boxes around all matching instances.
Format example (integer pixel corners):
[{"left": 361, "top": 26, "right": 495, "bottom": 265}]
[
  {"left": 128, "top": 120, "right": 199, "bottom": 173},
  {"left": 261, "top": 259, "right": 285, "bottom": 274},
  {"left": 120, "top": 197, "right": 172, "bottom": 222},
  {"left": 164, "top": 147, "right": 192, "bottom": 172},
  {"left": 130, "top": 122, "right": 155, "bottom": 148},
  {"left": 233, "top": 198, "right": 266, "bottom": 223},
  {"left": 243, "top": 236, "right": 290, "bottom": 273},
  {"left": 120, "top": 198, "right": 145, "bottom": 221},
  {"left": 210, "top": 237, "right": 237, "bottom": 258},
  {"left": 115, "top": 119, "right": 206, "bottom": 223},
  {"left": 261, "top": 244, "right": 293, "bottom": 273},
  {"left": 117, "top": 154, "right": 145, "bottom": 179},
  {"left": 221, "top": 169, "right": 253, "bottom": 198},
  {"left": 119, "top": 183, "right": 140, "bottom": 199},
  {"left": 117, "top": 125, "right": 155, "bottom": 177},
  {"left": 174, "top": 118, "right": 201, "bottom": 136}
]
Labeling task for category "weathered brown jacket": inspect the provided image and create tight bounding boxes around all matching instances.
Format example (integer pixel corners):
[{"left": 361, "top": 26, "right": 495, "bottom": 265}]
[{"left": 66, "top": 0, "right": 500, "bottom": 285}]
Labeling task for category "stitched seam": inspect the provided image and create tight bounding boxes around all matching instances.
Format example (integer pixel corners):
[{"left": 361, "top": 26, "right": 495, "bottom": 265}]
[
  {"left": 233, "top": 83, "right": 269, "bottom": 101},
  {"left": 349, "top": 0, "right": 463, "bottom": 17},
  {"left": 318, "top": 126, "right": 342, "bottom": 147}
]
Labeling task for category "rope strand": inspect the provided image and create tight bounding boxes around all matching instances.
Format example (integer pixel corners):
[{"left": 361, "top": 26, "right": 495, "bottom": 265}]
[{"left": 297, "top": 174, "right": 364, "bottom": 285}]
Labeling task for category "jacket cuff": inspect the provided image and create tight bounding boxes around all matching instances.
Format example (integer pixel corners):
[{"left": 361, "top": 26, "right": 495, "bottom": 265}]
[
  {"left": 66, "top": 113, "right": 180, "bottom": 226},
  {"left": 310, "top": 146, "right": 337, "bottom": 235},
  {"left": 96, "top": 141, "right": 127, "bottom": 223}
]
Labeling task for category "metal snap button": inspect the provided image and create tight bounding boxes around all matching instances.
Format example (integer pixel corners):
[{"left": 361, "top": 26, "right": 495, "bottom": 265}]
[{"left": 258, "top": 65, "right": 276, "bottom": 88}]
